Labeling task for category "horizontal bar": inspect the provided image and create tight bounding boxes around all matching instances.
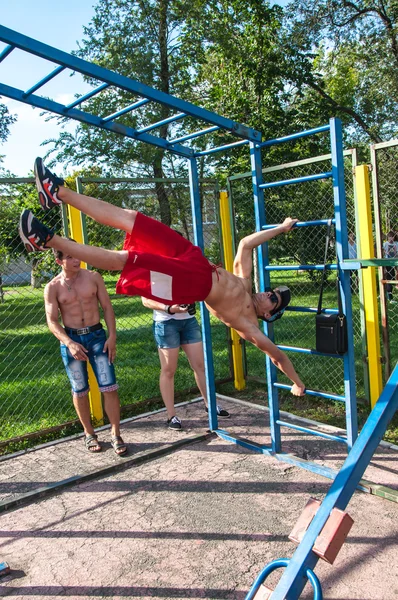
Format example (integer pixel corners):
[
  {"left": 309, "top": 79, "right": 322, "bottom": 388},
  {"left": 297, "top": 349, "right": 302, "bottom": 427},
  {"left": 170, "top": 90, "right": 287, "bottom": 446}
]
[
  {"left": 0, "top": 44, "right": 14, "bottom": 63},
  {"left": 287, "top": 306, "right": 339, "bottom": 315},
  {"left": 277, "top": 345, "right": 344, "bottom": 358},
  {"left": 136, "top": 112, "right": 186, "bottom": 134},
  {"left": 264, "top": 264, "right": 337, "bottom": 271},
  {"left": 101, "top": 98, "right": 151, "bottom": 122},
  {"left": 276, "top": 420, "right": 347, "bottom": 444},
  {"left": 340, "top": 261, "right": 362, "bottom": 270},
  {"left": 215, "top": 430, "right": 273, "bottom": 454},
  {"left": 169, "top": 125, "right": 220, "bottom": 145},
  {"left": 169, "top": 125, "right": 220, "bottom": 146},
  {"left": 262, "top": 219, "right": 335, "bottom": 230},
  {"left": 259, "top": 124, "right": 330, "bottom": 148},
  {"left": 228, "top": 149, "right": 354, "bottom": 183},
  {"left": 260, "top": 171, "right": 333, "bottom": 189},
  {"left": 195, "top": 139, "right": 249, "bottom": 157},
  {"left": 22, "top": 65, "right": 65, "bottom": 98},
  {"left": 344, "top": 258, "right": 398, "bottom": 267},
  {"left": 65, "top": 83, "right": 110, "bottom": 110},
  {"left": 274, "top": 382, "right": 346, "bottom": 402}
]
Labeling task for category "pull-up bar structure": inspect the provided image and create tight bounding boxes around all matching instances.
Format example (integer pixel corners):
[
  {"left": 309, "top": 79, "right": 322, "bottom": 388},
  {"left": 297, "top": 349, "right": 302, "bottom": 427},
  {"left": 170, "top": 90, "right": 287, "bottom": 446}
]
[
  {"left": 0, "top": 25, "right": 386, "bottom": 599},
  {"left": 0, "top": 21, "right": 357, "bottom": 482}
]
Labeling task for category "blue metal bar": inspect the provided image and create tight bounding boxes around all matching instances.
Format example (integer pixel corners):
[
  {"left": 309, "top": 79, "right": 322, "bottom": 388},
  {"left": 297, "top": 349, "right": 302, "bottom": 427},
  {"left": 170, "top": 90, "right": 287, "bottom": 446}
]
[
  {"left": 277, "top": 345, "right": 344, "bottom": 358},
  {"left": 340, "top": 260, "right": 362, "bottom": 271},
  {"left": 136, "top": 112, "right": 186, "bottom": 134},
  {"left": 215, "top": 430, "right": 374, "bottom": 490},
  {"left": 65, "top": 83, "right": 110, "bottom": 110},
  {"left": 330, "top": 118, "right": 358, "bottom": 449},
  {"left": 259, "top": 124, "right": 330, "bottom": 148},
  {"left": 262, "top": 219, "right": 335, "bottom": 230},
  {"left": 0, "top": 25, "right": 260, "bottom": 141},
  {"left": 250, "top": 141, "right": 282, "bottom": 453},
  {"left": 216, "top": 429, "right": 273, "bottom": 454},
  {"left": 0, "top": 81, "right": 192, "bottom": 158},
  {"left": 169, "top": 125, "right": 219, "bottom": 145},
  {"left": 264, "top": 264, "right": 337, "bottom": 271},
  {"left": 246, "top": 559, "right": 323, "bottom": 600},
  {"left": 0, "top": 44, "right": 14, "bottom": 63},
  {"left": 188, "top": 157, "right": 218, "bottom": 432},
  {"left": 259, "top": 171, "right": 332, "bottom": 190},
  {"left": 274, "top": 382, "right": 346, "bottom": 402},
  {"left": 195, "top": 139, "right": 249, "bottom": 156},
  {"left": 276, "top": 420, "right": 347, "bottom": 444},
  {"left": 22, "top": 66, "right": 65, "bottom": 98},
  {"left": 287, "top": 306, "right": 339, "bottom": 315},
  {"left": 271, "top": 364, "right": 398, "bottom": 599},
  {"left": 101, "top": 98, "right": 151, "bottom": 122}
]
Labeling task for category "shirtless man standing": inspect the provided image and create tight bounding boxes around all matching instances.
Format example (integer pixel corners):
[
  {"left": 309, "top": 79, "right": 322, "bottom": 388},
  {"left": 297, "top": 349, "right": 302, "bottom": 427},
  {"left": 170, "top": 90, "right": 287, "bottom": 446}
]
[
  {"left": 44, "top": 245, "right": 127, "bottom": 455},
  {"left": 20, "top": 158, "right": 305, "bottom": 397}
]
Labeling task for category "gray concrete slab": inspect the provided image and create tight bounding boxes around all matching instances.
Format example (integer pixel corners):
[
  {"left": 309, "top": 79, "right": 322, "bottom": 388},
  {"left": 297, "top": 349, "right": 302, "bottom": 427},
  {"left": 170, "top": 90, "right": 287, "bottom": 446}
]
[{"left": 1, "top": 398, "right": 398, "bottom": 599}]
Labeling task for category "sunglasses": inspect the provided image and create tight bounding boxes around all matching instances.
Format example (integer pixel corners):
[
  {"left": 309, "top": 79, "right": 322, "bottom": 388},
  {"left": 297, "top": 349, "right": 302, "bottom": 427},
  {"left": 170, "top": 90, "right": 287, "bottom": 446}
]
[{"left": 264, "top": 287, "right": 279, "bottom": 311}]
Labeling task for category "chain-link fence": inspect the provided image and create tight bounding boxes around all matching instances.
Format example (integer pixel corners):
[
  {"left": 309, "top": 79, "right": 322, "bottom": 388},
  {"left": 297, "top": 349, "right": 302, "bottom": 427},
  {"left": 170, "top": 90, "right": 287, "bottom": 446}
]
[
  {"left": 0, "top": 177, "right": 232, "bottom": 445},
  {"left": 228, "top": 150, "right": 365, "bottom": 398},
  {"left": 370, "top": 141, "right": 398, "bottom": 378}
]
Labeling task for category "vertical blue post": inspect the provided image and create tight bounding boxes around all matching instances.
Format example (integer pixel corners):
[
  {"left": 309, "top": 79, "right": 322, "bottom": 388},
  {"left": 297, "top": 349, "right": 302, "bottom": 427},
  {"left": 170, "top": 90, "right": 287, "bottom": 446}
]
[
  {"left": 250, "top": 142, "right": 281, "bottom": 452},
  {"left": 188, "top": 157, "right": 218, "bottom": 430},
  {"left": 329, "top": 118, "right": 358, "bottom": 447}
]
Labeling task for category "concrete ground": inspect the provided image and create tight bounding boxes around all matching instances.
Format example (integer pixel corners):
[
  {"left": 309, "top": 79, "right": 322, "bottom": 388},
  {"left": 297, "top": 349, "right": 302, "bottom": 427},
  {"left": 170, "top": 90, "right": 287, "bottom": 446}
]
[{"left": 1, "top": 397, "right": 398, "bottom": 599}]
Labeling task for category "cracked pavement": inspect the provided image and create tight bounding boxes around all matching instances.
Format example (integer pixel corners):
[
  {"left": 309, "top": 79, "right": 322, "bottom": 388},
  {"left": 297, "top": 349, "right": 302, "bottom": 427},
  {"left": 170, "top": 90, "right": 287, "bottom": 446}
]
[{"left": 1, "top": 398, "right": 398, "bottom": 599}]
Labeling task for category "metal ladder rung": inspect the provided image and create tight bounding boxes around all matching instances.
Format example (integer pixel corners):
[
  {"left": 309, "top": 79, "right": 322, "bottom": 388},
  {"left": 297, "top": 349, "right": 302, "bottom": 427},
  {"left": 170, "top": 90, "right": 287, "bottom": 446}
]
[
  {"left": 277, "top": 344, "right": 344, "bottom": 358},
  {"left": 273, "top": 382, "right": 346, "bottom": 402}
]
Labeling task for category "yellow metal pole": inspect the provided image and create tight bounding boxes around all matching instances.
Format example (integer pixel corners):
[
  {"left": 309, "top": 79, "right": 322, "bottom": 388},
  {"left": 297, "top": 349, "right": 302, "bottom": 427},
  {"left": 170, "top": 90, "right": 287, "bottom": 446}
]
[
  {"left": 355, "top": 165, "right": 383, "bottom": 408},
  {"left": 67, "top": 204, "right": 104, "bottom": 424},
  {"left": 219, "top": 191, "right": 246, "bottom": 390}
]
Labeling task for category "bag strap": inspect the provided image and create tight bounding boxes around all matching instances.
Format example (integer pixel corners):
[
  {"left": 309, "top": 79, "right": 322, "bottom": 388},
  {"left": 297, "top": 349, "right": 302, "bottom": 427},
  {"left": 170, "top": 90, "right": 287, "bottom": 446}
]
[
  {"left": 317, "top": 219, "right": 332, "bottom": 315},
  {"left": 336, "top": 270, "right": 344, "bottom": 317}
]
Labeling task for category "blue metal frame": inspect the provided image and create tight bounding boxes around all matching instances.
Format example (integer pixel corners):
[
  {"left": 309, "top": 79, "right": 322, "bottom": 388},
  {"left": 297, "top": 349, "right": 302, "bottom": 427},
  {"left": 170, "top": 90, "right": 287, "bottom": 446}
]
[{"left": 258, "top": 364, "right": 398, "bottom": 599}]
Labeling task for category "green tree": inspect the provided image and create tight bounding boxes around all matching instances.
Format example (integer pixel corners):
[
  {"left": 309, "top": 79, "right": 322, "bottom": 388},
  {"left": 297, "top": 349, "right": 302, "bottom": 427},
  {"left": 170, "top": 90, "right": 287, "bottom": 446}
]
[
  {"left": 283, "top": 0, "right": 398, "bottom": 143},
  {"left": 0, "top": 103, "right": 17, "bottom": 168}
]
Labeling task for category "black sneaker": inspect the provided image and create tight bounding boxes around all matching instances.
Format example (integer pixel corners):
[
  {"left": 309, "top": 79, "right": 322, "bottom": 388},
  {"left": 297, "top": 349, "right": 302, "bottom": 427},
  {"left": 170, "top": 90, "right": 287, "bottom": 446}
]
[
  {"left": 167, "top": 415, "right": 182, "bottom": 430},
  {"left": 205, "top": 405, "right": 230, "bottom": 418},
  {"left": 34, "top": 157, "right": 65, "bottom": 211},
  {"left": 19, "top": 210, "right": 54, "bottom": 252}
]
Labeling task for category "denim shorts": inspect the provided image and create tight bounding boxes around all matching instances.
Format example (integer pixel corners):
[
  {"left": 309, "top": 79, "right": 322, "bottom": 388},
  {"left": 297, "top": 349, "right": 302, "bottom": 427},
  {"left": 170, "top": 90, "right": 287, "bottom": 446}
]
[
  {"left": 60, "top": 327, "right": 118, "bottom": 396},
  {"left": 153, "top": 317, "right": 202, "bottom": 349}
]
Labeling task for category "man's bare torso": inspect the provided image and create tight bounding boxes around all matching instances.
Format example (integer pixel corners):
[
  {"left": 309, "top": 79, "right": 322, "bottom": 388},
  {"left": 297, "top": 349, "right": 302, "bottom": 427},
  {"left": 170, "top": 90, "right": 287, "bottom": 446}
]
[
  {"left": 205, "top": 267, "right": 258, "bottom": 331},
  {"left": 48, "top": 269, "right": 101, "bottom": 329}
]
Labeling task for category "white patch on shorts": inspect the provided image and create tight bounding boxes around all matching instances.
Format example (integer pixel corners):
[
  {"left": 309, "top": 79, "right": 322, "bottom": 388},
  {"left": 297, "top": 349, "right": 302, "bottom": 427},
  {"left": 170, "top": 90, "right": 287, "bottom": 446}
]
[{"left": 150, "top": 271, "right": 173, "bottom": 300}]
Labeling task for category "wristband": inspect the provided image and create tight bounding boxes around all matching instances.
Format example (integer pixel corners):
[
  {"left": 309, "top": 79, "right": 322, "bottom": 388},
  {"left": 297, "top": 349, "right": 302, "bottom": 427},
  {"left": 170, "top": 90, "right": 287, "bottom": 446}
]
[{"left": 166, "top": 305, "right": 173, "bottom": 314}]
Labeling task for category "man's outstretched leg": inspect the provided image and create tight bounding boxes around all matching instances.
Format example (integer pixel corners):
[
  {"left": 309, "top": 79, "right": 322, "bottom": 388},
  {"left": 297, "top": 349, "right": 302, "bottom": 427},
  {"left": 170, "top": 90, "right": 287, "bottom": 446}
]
[
  {"left": 19, "top": 209, "right": 127, "bottom": 271},
  {"left": 34, "top": 157, "right": 137, "bottom": 234}
]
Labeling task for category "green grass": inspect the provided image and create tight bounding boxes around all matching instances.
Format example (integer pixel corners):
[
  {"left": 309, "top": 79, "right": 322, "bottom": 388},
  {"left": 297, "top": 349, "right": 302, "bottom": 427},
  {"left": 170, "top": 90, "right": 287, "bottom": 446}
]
[
  {"left": 1, "top": 271, "right": 397, "bottom": 452},
  {"left": 0, "top": 275, "right": 230, "bottom": 444}
]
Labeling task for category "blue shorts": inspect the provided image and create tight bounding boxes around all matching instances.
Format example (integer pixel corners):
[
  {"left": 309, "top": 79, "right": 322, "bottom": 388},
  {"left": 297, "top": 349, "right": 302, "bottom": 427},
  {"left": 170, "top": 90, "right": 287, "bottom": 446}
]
[
  {"left": 60, "top": 327, "right": 118, "bottom": 397},
  {"left": 153, "top": 317, "right": 202, "bottom": 349}
]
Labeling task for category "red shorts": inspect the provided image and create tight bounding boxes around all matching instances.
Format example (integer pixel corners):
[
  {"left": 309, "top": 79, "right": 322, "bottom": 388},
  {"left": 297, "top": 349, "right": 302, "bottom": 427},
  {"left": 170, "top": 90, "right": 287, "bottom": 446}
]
[{"left": 115, "top": 212, "right": 213, "bottom": 304}]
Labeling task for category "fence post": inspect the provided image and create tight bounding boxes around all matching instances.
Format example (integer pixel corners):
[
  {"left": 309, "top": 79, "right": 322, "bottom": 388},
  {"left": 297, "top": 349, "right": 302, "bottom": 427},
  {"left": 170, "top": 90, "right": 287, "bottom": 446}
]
[
  {"left": 355, "top": 165, "right": 383, "bottom": 408},
  {"left": 65, "top": 178, "right": 104, "bottom": 425},
  {"left": 219, "top": 191, "right": 245, "bottom": 390}
]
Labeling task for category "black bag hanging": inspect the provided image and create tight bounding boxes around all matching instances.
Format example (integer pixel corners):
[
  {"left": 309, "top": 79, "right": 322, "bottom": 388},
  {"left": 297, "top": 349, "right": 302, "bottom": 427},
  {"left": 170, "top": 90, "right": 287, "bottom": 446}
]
[{"left": 315, "top": 220, "right": 348, "bottom": 355}]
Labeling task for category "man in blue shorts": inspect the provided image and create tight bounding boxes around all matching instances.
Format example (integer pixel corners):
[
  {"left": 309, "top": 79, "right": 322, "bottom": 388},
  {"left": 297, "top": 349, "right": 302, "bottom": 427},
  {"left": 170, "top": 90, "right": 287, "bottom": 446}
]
[{"left": 44, "top": 245, "right": 127, "bottom": 455}]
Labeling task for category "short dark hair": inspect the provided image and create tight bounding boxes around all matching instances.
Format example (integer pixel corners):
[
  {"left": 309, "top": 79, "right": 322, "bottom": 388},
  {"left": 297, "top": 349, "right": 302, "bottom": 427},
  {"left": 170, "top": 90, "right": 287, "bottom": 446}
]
[{"left": 53, "top": 238, "right": 77, "bottom": 261}]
